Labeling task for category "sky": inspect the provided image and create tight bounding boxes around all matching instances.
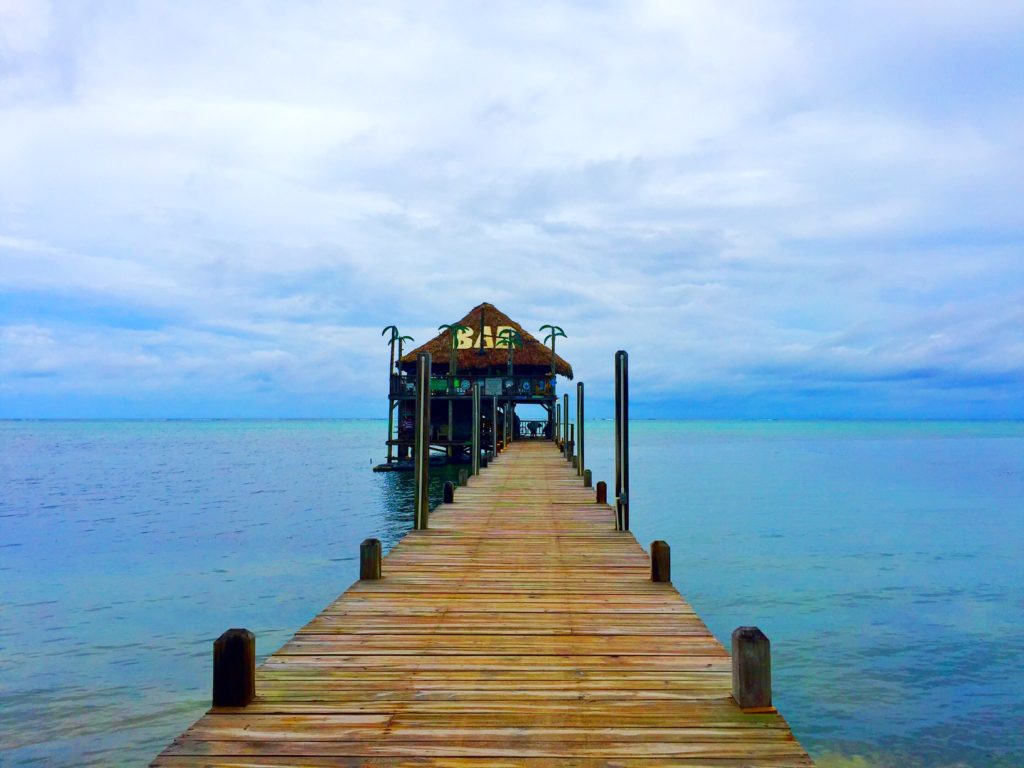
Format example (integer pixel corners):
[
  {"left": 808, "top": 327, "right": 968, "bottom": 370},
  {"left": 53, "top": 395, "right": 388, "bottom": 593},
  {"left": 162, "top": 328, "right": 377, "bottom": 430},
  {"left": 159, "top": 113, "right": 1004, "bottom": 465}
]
[{"left": 1, "top": 1, "right": 1022, "bottom": 418}]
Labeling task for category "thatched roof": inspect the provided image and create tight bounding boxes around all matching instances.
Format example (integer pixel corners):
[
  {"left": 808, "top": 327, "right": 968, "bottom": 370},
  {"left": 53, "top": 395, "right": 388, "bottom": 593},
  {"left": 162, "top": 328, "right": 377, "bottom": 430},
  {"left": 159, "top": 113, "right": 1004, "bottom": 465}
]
[{"left": 399, "top": 302, "right": 573, "bottom": 378}]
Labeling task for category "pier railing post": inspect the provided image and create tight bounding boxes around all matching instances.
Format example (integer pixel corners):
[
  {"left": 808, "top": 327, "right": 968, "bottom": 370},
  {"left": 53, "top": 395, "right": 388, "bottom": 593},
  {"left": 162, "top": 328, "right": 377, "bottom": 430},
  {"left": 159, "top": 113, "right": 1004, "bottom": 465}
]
[
  {"left": 732, "top": 627, "right": 772, "bottom": 711},
  {"left": 413, "top": 352, "right": 431, "bottom": 530},
  {"left": 213, "top": 628, "right": 255, "bottom": 707},
  {"left": 360, "top": 538, "right": 382, "bottom": 580},
  {"left": 491, "top": 396, "right": 497, "bottom": 457},
  {"left": 576, "top": 381, "right": 585, "bottom": 477},
  {"left": 471, "top": 383, "right": 481, "bottom": 475},
  {"left": 555, "top": 401, "right": 561, "bottom": 445},
  {"left": 650, "top": 540, "right": 670, "bottom": 583},
  {"left": 443, "top": 481, "right": 455, "bottom": 504},
  {"left": 568, "top": 423, "right": 574, "bottom": 464},
  {"left": 596, "top": 480, "right": 607, "bottom": 504},
  {"left": 458, "top": 468, "right": 468, "bottom": 487},
  {"left": 614, "top": 350, "right": 630, "bottom": 531},
  {"left": 562, "top": 393, "right": 569, "bottom": 453},
  {"left": 583, "top": 468, "right": 592, "bottom": 487}
]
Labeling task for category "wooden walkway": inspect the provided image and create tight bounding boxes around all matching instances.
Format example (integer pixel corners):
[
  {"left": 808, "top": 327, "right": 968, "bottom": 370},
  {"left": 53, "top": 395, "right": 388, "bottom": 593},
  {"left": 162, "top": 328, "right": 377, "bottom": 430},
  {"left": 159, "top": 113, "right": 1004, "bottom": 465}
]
[{"left": 153, "top": 440, "right": 814, "bottom": 767}]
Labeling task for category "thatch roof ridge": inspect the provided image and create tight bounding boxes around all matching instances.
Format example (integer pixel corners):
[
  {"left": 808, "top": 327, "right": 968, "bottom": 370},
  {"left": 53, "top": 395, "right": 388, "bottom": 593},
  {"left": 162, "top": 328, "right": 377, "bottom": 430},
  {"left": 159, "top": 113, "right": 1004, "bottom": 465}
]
[{"left": 399, "top": 302, "right": 573, "bottom": 379}]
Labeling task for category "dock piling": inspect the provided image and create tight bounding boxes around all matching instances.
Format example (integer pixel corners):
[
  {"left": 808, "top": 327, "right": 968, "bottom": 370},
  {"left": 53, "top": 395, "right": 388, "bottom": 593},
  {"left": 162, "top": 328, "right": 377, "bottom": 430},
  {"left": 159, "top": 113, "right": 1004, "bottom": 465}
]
[
  {"left": 562, "top": 393, "right": 569, "bottom": 453},
  {"left": 596, "top": 480, "right": 607, "bottom": 504},
  {"left": 212, "top": 628, "right": 255, "bottom": 708},
  {"left": 651, "top": 540, "right": 670, "bottom": 583},
  {"left": 732, "top": 626, "right": 772, "bottom": 711},
  {"left": 471, "top": 383, "right": 481, "bottom": 476},
  {"left": 614, "top": 350, "right": 630, "bottom": 531},
  {"left": 458, "top": 468, "right": 468, "bottom": 487},
  {"left": 491, "top": 397, "right": 497, "bottom": 456},
  {"left": 413, "top": 352, "right": 431, "bottom": 530},
  {"left": 360, "top": 538, "right": 382, "bottom": 580},
  {"left": 555, "top": 402, "right": 561, "bottom": 445},
  {"left": 576, "top": 381, "right": 585, "bottom": 477},
  {"left": 583, "top": 468, "right": 592, "bottom": 487},
  {"left": 443, "top": 481, "right": 455, "bottom": 504}
]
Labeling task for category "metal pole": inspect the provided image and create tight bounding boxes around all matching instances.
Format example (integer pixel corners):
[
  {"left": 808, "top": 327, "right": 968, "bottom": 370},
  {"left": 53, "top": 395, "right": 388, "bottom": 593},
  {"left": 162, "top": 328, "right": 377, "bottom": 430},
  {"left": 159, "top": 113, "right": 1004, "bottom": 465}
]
[
  {"left": 413, "top": 352, "right": 431, "bottom": 530},
  {"left": 562, "top": 393, "right": 569, "bottom": 454},
  {"left": 577, "top": 381, "right": 584, "bottom": 477},
  {"left": 471, "top": 383, "right": 481, "bottom": 476},
  {"left": 614, "top": 350, "right": 629, "bottom": 531}
]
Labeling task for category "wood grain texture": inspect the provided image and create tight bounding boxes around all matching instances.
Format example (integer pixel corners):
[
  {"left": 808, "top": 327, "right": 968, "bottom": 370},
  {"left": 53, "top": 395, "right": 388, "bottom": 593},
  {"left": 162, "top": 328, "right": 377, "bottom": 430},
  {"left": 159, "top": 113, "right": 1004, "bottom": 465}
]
[{"left": 152, "top": 440, "right": 814, "bottom": 766}]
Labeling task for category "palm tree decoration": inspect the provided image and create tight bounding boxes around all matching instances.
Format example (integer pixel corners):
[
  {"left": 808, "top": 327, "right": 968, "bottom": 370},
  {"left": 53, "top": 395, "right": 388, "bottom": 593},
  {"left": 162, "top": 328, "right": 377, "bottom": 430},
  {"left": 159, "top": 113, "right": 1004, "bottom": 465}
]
[
  {"left": 381, "top": 325, "right": 400, "bottom": 379},
  {"left": 381, "top": 325, "right": 400, "bottom": 460},
  {"left": 496, "top": 327, "right": 523, "bottom": 377},
  {"left": 437, "top": 323, "right": 471, "bottom": 383},
  {"left": 396, "top": 335, "right": 414, "bottom": 370},
  {"left": 539, "top": 324, "right": 566, "bottom": 380}
]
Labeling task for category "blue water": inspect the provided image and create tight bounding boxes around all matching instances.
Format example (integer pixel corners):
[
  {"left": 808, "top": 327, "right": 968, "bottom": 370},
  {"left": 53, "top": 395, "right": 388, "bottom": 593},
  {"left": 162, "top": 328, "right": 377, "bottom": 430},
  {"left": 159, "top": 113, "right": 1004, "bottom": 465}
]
[{"left": 2, "top": 420, "right": 1022, "bottom": 766}]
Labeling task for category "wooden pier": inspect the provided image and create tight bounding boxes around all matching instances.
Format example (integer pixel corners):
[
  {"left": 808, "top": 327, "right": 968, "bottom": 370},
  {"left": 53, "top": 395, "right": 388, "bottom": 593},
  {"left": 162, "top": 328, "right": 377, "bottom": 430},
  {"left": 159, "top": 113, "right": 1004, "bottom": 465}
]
[{"left": 153, "top": 439, "right": 814, "bottom": 766}]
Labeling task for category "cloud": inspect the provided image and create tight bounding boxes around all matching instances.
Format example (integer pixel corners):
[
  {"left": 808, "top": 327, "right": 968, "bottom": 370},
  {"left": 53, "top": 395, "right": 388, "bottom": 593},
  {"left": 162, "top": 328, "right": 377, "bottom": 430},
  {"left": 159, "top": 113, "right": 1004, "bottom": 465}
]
[{"left": 1, "top": 1, "right": 1022, "bottom": 417}]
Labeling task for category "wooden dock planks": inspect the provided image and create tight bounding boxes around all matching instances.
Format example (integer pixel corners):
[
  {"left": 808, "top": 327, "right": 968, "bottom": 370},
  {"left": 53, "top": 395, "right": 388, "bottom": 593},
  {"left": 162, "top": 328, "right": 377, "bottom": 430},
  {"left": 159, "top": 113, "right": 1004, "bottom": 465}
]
[{"left": 153, "top": 440, "right": 814, "bottom": 767}]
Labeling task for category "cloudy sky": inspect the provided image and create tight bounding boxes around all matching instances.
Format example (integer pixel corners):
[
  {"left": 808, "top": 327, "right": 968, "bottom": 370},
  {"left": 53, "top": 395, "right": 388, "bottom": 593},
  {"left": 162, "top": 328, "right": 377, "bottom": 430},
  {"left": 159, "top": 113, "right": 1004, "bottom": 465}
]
[{"left": 2, "top": 1, "right": 1022, "bottom": 418}]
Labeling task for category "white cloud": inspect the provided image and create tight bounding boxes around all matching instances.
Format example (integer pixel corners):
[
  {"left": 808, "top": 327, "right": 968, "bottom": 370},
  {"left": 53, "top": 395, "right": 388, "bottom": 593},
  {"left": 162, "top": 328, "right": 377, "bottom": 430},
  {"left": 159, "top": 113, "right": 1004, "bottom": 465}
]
[{"left": 0, "top": 1, "right": 1022, "bottom": 415}]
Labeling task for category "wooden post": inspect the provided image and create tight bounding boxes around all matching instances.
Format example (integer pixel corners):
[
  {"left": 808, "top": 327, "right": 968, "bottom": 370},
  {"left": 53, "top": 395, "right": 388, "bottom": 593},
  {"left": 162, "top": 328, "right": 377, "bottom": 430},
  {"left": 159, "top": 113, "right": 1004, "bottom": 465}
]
[
  {"left": 481, "top": 453, "right": 488, "bottom": 468},
  {"left": 568, "top": 424, "right": 574, "bottom": 463},
  {"left": 651, "top": 540, "right": 670, "bottom": 583},
  {"left": 212, "top": 628, "right": 255, "bottom": 707},
  {"left": 557, "top": 399, "right": 565, "bottom": 448},
  {"left": 491, "top": 396, "right": 497, "bottom": 456},
  {"left": 572, "top": 456, "right": 578, "bottom": 468},
  {"left": 360, "top": 538, "right": 382, "bottom": 580},
  {"left": 471, "top": 383, "right": 481, "bottom": 476},
  {"left": 443, "top": 481, "right": 455, "bottom": 504},
  {"left": 447, "top": 399, "right": 453, "bottom": 458},
  {"left": 614, "top": 350, "right": 630, "bottom": 531},
  {"left": 413, "top": 352, "right": 431, "bottom": 530},
  {"left": 583, "top": 469, "right": 592, "bottom": 487},
  {"left": 596, "top": 480, "right": 607, "bottom": 504},
  {"left": 576, "top": 381, "right": 584, "bottom": 476},
  {"left": 458, "top": 468, "right": 468, "bottom": 487},
  {"left": 386, "top": 339, "right": 395, "bottom": 462},
  {"left": 732, "top": 627, "right": 772, "bottom": 711},
  {"left": 562, "top": 393, "right": 569, "bottom": 452}
]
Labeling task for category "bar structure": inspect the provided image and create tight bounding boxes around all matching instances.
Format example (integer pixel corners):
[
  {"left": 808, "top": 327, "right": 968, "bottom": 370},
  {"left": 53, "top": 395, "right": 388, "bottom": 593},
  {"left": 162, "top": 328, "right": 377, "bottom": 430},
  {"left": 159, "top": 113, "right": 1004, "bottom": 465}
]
[
  {"left": 154, "top": 439, "right": 814, "bottom": 766},
  {"left": 376, "top": 303, "right": 573, "bottom": 471}
]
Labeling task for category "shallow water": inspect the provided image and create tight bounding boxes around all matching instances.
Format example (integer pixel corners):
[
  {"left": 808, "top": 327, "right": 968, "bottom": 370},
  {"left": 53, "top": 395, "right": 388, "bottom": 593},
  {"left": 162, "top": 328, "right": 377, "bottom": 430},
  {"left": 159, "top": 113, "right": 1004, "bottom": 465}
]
[{"left": 2, "top": 419, "right": 1022, "bottom": 766}]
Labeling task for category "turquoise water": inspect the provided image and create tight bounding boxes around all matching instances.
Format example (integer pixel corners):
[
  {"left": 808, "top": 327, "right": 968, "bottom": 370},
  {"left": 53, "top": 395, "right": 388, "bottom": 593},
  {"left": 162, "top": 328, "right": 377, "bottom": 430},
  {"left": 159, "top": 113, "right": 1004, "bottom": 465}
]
[{"left": 2, "top": 420, "right": 1022, "bottom": 766}]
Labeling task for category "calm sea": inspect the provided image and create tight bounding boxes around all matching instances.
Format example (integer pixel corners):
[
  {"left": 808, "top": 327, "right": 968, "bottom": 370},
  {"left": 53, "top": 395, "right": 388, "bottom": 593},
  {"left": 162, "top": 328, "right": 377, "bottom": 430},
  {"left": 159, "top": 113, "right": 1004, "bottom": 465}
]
[{"left": 1, "top": 420, "right": 1022, "bottom": 766}]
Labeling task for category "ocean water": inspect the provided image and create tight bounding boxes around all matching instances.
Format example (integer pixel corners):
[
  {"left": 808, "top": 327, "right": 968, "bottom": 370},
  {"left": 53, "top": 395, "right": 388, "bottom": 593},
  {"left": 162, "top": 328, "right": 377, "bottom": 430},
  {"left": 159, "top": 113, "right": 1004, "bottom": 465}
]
[{"left": 1, "top": 419, "right": 1022, "bottom": 767}]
